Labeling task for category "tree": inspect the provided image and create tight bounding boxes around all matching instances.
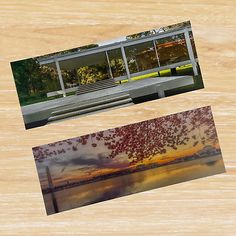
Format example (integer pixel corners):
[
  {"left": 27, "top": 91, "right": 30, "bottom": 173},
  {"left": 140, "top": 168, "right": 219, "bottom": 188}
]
[
  {"left": 77, "top": 64, "right": 109, "bottom": 85},
  {"left": 33, "top": 106, "right": 218, "bottom": 165},
  {"left": 126, "top": 29, "right": 160, "bottom": 40},
  {"left": 11, "top": 58, "right": 64, "bottom": 105},
  {"left": 125, "top": 21, "right": 191, "bottom": 41},
  {"left": 162, "top": 21, "right": 190, "bottom": 32},
  {"left": 11, "top": 58, "right": 45, "bottom": 103},
  {"left": 11, "top": 43, "right": 101, "bottom": 105},
  {"left": 37, "top": 44, "right": 99, "bottom": 61}
]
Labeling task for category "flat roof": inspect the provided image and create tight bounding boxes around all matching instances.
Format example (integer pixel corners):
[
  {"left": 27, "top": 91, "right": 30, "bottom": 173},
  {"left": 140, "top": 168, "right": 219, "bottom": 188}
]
[{"left": 37, "top": 25, "right": 192, "bottom": 68}]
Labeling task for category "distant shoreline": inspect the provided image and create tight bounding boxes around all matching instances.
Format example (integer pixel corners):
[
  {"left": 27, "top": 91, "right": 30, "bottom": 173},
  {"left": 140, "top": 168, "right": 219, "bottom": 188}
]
[{"left": 42, "top": 152, "right": 222, "bottom": 194}]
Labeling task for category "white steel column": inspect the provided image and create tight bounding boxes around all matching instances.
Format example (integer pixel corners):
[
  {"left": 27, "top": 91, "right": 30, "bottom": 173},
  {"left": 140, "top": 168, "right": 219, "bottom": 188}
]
[
  {"left": 184, "top": 29, "right": 198, "bottom": 76},
  {"left": 74, "top": 69, "right": 80, "bottom": 85},
  {"left": 55, "top": 59, "right": 66, "bottom": 97},
  {"left": 105, "top": 51, "right": 113, "bottom": 79},
  {"left": 120, "top": 44, "right": 131, "bottom": 81},
  {"left": 153, "top": 40, "right": 161, "bottom": 67}
]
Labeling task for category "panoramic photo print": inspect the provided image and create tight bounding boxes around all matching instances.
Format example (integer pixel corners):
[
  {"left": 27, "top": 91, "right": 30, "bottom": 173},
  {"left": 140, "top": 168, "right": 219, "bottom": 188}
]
[
  {"left": 11, "top": 21, "right": 204, "bottom": 129},
  {"left": 32, "top": 106, "right": 225, "bottom": 215}
]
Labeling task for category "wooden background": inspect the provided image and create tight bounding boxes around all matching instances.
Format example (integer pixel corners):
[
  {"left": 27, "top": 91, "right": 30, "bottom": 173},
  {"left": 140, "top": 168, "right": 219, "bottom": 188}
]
[{"left": 0, "top": 0, "right": 235, "bottom": 235}]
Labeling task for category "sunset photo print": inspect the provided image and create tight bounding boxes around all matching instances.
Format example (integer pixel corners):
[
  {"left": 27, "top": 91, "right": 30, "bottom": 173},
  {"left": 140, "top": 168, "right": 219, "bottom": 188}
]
[{"left": 32, "top": 106, "right": 225, "bottom": 215}]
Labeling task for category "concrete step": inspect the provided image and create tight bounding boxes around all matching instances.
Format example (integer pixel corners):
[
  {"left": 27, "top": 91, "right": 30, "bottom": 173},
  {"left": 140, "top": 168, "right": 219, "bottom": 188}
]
[
  {"left": 76, "top": 78, "right": 117, "bottom": 95},
  {"left": 77, "top": 82, "right": 117, "bottom": 92},
  {"left": 77, "top": 83, "right": 117, "bottom": 95},
  {"left": 48, "top": 97, "right": 132, "bottom": 122},
  {"left": 77, "top": 78, "right": 116, "bottom": 88},
  {"left": 80, "top": 78, "right": 115, "bottom": 86},
  {"left": 51, "top": 93, "right": 130, "bottom": 116},
  {"left": 49, "top": 102, "right": 133, "bottom": 124}
]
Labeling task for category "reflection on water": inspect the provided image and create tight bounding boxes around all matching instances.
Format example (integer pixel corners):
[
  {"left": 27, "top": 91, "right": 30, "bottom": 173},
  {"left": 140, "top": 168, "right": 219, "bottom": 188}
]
[{"left": 43, "top": 155, "right": 225, "bottom": 215}]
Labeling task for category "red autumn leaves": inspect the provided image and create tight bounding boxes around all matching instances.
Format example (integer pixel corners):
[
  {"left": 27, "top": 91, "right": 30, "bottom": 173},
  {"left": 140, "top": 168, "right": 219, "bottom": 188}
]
[{"left": 33, "top": 106, "right": 217, "bottom": 165}]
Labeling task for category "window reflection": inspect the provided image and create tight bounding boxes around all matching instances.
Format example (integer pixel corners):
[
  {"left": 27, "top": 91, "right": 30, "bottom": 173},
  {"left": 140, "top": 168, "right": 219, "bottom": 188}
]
[
  {"left": 155, "top": 33, "right": 189, "bottom": 66},
  {"left": 76, "top": 52, "right": 110, "bottom": 85},
  {"left": 124, "top": 41, "right": 158, "bottom": 74},
  {"left": 62, "top": 32, "right": 196, "bottom": 86},
  {"left": 61, "top": 69, "right": 78, "bottom": 89},
  {"left": 107, "top": 49, "right": 126, "bottom": 78}
]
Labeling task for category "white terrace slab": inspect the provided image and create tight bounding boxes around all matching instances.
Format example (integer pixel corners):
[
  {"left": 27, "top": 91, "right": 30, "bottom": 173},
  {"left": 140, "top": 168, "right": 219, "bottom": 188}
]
[{"left": 22, "top": 75, "right": 194, "bottom": 125}]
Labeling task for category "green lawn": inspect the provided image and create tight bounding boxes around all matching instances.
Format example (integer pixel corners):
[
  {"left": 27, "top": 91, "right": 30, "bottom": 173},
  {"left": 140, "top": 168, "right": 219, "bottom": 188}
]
[
  {"left": 21, "top": 91, "right": 76, "bottom": 106},
  {"left": 116, "top": 64, "right": 194, "bottom": 84},
  {"left": 117, "top": 64, "right": 204, "bottom": 97}
]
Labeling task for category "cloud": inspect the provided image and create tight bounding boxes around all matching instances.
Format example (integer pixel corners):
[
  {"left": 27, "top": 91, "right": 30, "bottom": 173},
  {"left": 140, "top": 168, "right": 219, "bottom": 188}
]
[{"left": 51, "top": 153, "right": 129, "bottom": 170}]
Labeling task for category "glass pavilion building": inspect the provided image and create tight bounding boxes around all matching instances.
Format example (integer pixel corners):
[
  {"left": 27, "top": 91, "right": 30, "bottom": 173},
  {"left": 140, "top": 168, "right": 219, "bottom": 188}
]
[
  {"left": 38, "top": 24, "right": 199, "bottom": 98},
  {"left": 12, "top": 22, "right": 203, "bottom": 129}
]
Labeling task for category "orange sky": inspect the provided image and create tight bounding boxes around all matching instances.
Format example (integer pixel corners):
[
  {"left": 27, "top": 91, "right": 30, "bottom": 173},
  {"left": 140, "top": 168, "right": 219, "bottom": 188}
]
[
  {"left": 36, "top": 111, "right": 220, "bottom": 190},
  {"left": 49, "top": 140, "right": 220, "bottom": 188}
]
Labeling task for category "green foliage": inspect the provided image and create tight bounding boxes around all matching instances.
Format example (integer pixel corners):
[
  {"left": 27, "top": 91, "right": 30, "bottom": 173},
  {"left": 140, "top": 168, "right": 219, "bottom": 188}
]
[
  {"left": 11, "top": 58, "right": 61, "bottom": 106},
  {"left": 126, "top": 21, "right": 191, "bottom": 40},
  {"left": 11, "top": 44, "right": 105, "bottom": 106},
  {"left": 37, "top": 44, "right": 99, "bottom": 61},
  {"left": 162, "top": 21, "right": 190, "bottom": 32},
  {"left": 78, "top": 44, "right": 99, "bottom": 50},
  {"left": 109, "top": 58, "right": 125, "bottom": 77},
  {"left": 77, "top": 64, "right": 109, "bottom": 85},
  {"left": 126, "top": 30, "right": 153, "bottom": 40}
]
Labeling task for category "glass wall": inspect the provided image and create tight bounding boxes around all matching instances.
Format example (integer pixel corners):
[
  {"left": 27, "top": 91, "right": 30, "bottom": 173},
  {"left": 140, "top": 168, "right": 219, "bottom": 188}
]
[
  {"left": 107, "top": 49, "right": 126, "bottom": 78},
  {"left": 39, "top": 65, "right": 62, "bottom": 92},
  {"left": 124, "top": 41, "right": 158, "bottom": 74},
  {"left": 60, "top": 32, "right": 195, "bottom": 87},
  {"left": 61, "top": 69, "right": 78, "bottom": 89},
  {"left": 76, "top": 52, "right": 110, "bottom": 85},
  {"left": 155, "top": 33, "right": 189, "bottom": 66}
]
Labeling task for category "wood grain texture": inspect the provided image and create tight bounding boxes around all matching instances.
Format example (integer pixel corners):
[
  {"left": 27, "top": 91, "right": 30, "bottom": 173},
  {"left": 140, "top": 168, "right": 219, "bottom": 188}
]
[{"left": 0, "top": 0, "right": 235, "bottom": 235}]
